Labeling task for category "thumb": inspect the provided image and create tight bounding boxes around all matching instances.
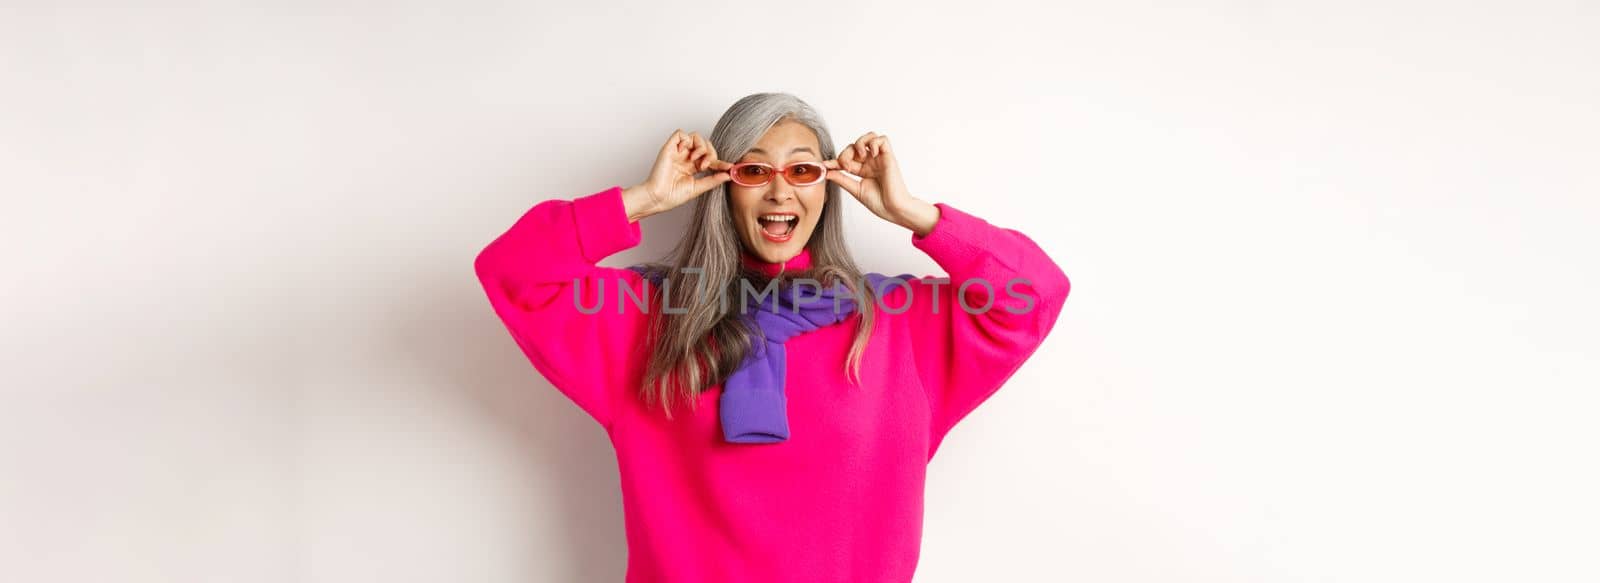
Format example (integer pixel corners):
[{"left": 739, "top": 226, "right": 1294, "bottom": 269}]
[
  {"left": 826, "top": 169, "right": 862, "bottom": 197},
  {"left": 692, "top": 171, "right": 731, "bottom": 196}
]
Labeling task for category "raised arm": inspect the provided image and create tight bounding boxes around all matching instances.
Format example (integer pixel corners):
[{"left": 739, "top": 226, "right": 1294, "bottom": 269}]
[
  {"left": 887, "top": 203, "right": 1071, "bottom": 458},
  {"left": 473, "top": 130, "right": 733, "bottom": 430},
  {"left": 473, "top": 185, "right": 655, "bottom": 430}
]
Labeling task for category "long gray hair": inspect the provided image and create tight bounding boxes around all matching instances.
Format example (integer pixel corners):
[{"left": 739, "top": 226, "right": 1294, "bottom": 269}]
[{"left": 632, "top": 92, "right": 882, "bottom": 418}]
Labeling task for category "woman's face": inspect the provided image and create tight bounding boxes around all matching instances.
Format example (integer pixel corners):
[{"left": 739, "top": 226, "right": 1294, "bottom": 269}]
[{"left": 728, "top": 119, "right": 827, "bottom": 263}]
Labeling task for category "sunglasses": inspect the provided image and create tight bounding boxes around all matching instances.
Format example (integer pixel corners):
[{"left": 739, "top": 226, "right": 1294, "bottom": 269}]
[{"left": 727, "top": 161, "right": 828, "bottom": 187}]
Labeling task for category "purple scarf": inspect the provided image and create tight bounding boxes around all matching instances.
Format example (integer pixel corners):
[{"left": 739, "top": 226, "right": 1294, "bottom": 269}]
[
  {"left": 719, "top": 268, "right": 860, "bottom": 443},
  {"left": 632, "top": 249, "right": 906, "bottom": 444}
]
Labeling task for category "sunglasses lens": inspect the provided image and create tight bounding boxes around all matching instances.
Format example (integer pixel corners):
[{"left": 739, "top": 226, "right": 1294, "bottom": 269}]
[
  {"left": 786, "top": 163, "right": 824, "bottom": 185},
  {"left": 733, "top": 165, "right": 771, "bottom": 185}
]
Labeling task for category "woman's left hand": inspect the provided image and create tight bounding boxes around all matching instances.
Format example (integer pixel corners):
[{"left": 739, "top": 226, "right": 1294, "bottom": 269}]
[{"left": 824, "top": 132, "right": 940, "bottom": 236}]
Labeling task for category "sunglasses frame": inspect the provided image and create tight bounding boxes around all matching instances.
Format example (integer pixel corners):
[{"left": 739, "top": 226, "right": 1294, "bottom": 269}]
[{"left": 727, "top": 161, "right": 829, "bottom": 187}]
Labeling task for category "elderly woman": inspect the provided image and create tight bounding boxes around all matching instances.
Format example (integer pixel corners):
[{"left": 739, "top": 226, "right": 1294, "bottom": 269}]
[{"left": 474, "top": 92, "right": 1070, "bottom": 582}]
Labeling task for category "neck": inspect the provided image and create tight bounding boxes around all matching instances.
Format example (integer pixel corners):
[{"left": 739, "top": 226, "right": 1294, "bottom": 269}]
[{"left": 740, "top": 247, "right": 813, "bottom": 278}]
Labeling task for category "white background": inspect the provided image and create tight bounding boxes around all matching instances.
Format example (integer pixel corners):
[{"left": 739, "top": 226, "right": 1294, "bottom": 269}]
[{"left": 3, "top": 1, "right": 1597, "bottom": 581}]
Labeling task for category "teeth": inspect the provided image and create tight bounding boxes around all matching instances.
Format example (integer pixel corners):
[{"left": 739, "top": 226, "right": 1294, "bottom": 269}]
[{"left": 759, "top": 214, "right": 797, "bottom": 222}]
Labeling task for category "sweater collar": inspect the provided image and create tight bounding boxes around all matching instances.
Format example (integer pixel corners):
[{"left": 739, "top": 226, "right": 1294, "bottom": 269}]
[{"left": 739, "top": 247, "right": 813, "bottom": 278}]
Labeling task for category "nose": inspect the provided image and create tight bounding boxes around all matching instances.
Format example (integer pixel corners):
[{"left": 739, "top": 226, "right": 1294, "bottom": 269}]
[{"left": 764, "top": 181, "right": 795, "bottom": 203}]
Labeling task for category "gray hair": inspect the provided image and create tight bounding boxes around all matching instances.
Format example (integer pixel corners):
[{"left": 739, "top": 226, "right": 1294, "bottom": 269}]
[{"left": 634, "top": 92, "right": 881, "bottom": 417}]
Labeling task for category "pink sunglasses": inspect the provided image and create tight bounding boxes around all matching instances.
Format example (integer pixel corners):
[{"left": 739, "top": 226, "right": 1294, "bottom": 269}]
[{"left": 727, "top": 161, "right": 828, "bottom": 187}]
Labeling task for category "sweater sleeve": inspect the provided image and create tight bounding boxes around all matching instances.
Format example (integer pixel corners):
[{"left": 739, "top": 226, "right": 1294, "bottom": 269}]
[
  {"left": 473, "top": 185, "right": 655, "bottom": 431},
  {"left": 887, "top": 203, "right": 1071, "bottom": 458}
]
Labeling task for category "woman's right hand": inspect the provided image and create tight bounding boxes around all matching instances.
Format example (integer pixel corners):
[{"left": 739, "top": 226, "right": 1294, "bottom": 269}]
[{"left": 623, "top": 129, "right": 732, "bottom": 221}]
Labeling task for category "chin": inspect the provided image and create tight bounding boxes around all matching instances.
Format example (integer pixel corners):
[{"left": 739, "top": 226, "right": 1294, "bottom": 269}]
[{"left": 749, "top": 234, "right": 807, "bottom": 262}]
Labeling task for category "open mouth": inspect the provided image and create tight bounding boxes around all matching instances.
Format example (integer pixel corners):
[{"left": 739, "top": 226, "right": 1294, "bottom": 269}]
[{"left": 757, "top": 213, "right": 798, "bottom": 242}]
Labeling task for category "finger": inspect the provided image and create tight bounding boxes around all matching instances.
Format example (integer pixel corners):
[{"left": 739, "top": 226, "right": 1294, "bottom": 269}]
[
  {"left": 690, "top": 144, "right": 710, "bottom": 170},
  {"left": 851, "top": 146, "right": 870, "bottom": 173},
  {"left": 697, "top": 134, "right": 716, "bottom": 170},
  {"left": 679, "top": 132, "right": 695, "bottom": 158},
  {"left": 708, "top": 159, "right": 734, "bottom": 171},
  {"left": 826, "top": 169, "right": 862, "bottom": 196},
  {"left": 692, "top": 170, "right": 731, "bottom": 194},
  {"left": 870, "top": 136, "right": 886, "bottom": 158},
  {"left": 694, "top": 135, "right": 717, "bottom": 170},
  {"left": 822, "top": 159, "right": 841, "bottom": 170},
  {"left": 684, "top": 141, "right": 701, "bottom": 167},
  {"left": 704, "top": 137, "right": 722, "bottom": 169},
  {"left": 835, "top": 147, "right": 861, "bottom": 173},
  {"left": 678, "top": 136, "right": 697, "bottom": 161},
  {"left": 662, "top": 129, "right": 685, "bottom": 155},
  {"left": 685, "top": 132, "right": 703, "bottom": 164},
  {"left": 696, "top": 134, "right": 718, "bottom": 170}
]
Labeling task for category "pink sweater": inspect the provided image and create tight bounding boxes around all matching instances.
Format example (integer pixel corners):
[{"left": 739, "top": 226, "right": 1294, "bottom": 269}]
[{"left": 474, "top": 185, "right": 1070, "bottom": 582}]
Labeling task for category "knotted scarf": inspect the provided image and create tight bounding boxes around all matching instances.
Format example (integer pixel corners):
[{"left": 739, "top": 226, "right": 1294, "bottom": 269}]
[
  {"left": 630, "top": 248, "right": 907, "bottom": 444},
  {"left": 721, "top": 248, "right": 853, "bottom": 443}
]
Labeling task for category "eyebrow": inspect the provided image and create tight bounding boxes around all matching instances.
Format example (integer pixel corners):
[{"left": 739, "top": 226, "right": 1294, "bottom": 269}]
[{"left": 747, "top": 147, "right": 816, "bottom": 156}]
